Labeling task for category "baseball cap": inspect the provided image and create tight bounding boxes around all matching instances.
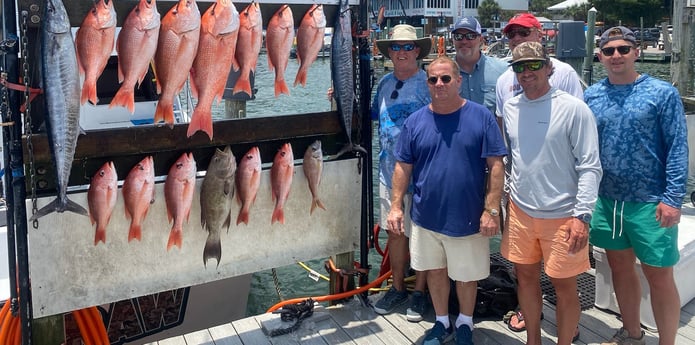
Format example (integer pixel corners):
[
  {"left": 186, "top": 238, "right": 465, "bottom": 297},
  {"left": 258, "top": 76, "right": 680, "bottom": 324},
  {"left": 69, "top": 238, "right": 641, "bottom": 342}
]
[
  {"left": 451, "top": 16, "right": 482, "bottom": 34},
  {"left": 503, "top": 13, "right": 542, "bottom": 33},
  {"left": 509, "top": 41, "right": 548, "bottom": 65},
  {"left": 599, "top": 26, "right": 637, "bottom": 48}
]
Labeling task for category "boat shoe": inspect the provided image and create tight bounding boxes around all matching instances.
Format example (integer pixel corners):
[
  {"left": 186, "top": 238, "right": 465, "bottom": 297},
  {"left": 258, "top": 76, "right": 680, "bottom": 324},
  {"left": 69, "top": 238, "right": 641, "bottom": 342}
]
[
  {"left": 601, "top": 328, "right": 646, "bottom": 345},
  {"left": 373, "top": 287, "right": 408, "bottom": 314},
  {"left": 423, "top": 321, "right": 454, "bottom": 345},
  {"left": 406, "top": 290, "right": 427, "bottom": 322}
]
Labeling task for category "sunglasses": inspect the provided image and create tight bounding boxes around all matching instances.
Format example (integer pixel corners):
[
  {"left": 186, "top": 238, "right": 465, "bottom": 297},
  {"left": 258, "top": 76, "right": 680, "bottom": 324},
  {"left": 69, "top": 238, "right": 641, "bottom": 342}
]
[
  {"left": 511, "top": 61, "right": 545, "bottom": 73},
  {"left": 600, "top": 45, "right": 632, "bottom": 56},
  {"left": 390, "top": 80, "right": 404, "bottom": 99},
  {"left": 390, "top": 43, "right": 416, "bottom": 52},
  {"left": 505, "top": 28, "right": 532, "bottom": 39},
  {"left": 427, "top": 75, "right": 453, "bottom": 85},
  {"left": 453, "top": 32, "right": 479, "bottom": 41}
]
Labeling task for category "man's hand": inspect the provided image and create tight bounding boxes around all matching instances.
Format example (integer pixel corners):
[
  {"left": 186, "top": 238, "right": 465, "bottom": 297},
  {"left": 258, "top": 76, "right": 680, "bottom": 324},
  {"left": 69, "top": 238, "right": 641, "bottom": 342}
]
[
  {"left": 479, "top": 212, "right": 500, "bottom": 237},
  {"left": 563, "top": 218, "right": 588, "bottom": 255},
  {"left": 387, "top": 207, "right": 406, "bottom": 236},
  {"left": 656, "top": 202, "right": 681, "bottom": 228}
]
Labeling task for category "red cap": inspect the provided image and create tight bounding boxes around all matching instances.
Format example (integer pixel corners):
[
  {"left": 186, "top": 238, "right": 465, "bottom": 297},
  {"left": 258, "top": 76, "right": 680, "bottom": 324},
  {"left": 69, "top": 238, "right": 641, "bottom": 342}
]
[{"left": 503, "top": 13, "right": 542, "bottom": 33}]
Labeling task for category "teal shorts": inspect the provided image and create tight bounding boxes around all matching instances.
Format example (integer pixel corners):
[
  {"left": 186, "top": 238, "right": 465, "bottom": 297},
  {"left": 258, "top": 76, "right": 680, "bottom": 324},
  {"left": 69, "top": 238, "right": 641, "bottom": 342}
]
[{"left": 590, "top": 196, "right": 679, "bottom": 267}]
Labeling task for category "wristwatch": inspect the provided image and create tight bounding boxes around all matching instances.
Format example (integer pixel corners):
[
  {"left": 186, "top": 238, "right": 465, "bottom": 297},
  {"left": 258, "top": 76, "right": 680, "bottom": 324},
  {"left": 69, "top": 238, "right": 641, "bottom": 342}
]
[
  {"left": 575, "top": 213, "right": 592, "bottom": 224},
  {"left": 487, "top": 208, "right": 499, "bottom": 217}
]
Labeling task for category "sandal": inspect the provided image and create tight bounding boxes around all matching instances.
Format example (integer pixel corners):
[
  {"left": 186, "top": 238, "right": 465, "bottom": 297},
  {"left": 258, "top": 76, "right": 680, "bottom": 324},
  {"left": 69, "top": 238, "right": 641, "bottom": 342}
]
[{"left": 504, "top": 309, "right": 544, "bottom": 333}]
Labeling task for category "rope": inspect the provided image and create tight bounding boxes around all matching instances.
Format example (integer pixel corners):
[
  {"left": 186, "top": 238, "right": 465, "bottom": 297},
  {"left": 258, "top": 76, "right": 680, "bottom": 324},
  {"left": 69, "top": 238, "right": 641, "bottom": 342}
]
[{"left": 268, "top": 298, "right": 315, "bottom": 337}]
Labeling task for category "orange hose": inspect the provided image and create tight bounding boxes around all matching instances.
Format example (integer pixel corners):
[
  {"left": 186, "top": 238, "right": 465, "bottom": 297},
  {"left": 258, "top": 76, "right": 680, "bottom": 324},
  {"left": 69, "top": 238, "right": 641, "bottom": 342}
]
[
  {"left": 10, "top": 316, "right": 20, "bottom": 345},
  {"left": 0, "top": 301, "right": 14, "bottom": 345},
  {"left": 266, "top": 269, "right": 392, "bottom": 313},
  {"left": 87, "top": 307, "right": 110, "bottom": 344},
  {"left": 73, "top": 309, "right": 94, "bottom": 345},
  {"left": 6, "top": 313, "right": 18, "bottom": 345}
]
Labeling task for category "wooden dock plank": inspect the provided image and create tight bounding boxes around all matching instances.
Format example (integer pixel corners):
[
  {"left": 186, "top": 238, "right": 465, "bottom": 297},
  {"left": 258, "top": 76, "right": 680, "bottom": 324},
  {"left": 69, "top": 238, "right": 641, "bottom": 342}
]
[
  {"left": 207, "top": 323, "right": 244, "bottom": 345},
  {"left": 326, "top": 303, "right": 392, "bottom": 344},
  {"left": 231, "top": 317, "right": 272, "bottom": 345},
  {"left": 183, "top": 329, "right": 216, "bottom": 344}
]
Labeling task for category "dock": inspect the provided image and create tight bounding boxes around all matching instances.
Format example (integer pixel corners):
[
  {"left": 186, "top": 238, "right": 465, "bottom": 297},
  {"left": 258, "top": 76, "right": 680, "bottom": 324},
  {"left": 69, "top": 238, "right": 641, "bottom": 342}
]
[{"left": 145, "top": 286, "right": 695, "bottom": 344}]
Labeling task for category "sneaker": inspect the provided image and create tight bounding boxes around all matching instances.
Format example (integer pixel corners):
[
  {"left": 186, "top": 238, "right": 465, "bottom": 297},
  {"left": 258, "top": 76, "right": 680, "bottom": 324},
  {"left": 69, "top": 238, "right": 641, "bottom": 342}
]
[
  {"left": 601, "top": 328, "right": 646, "bottom": 345},
  {"left": 406, "top": 291, "right": 427, "bottom": 322},
  {"left": 455, "top": 324, "right": 473, "bottom": 345},
  {"left": 423, "top": 321, "right": 454, "bottom": 345},
  {"left": 373, "top": 287, "right": 408, "bottom": 314}
]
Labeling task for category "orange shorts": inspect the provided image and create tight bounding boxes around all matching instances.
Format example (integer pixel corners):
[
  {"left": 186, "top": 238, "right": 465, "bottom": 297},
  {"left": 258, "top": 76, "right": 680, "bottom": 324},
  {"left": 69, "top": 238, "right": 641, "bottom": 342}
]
[{"left": 501, "top": 201, "right": 590, "bottom": 279}]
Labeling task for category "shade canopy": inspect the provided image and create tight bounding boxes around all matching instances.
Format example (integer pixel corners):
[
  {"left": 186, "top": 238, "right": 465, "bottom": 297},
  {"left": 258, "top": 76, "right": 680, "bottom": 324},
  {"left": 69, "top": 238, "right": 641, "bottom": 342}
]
[{"left": 548, "top": 0, "right": 589, "bottom": 11}]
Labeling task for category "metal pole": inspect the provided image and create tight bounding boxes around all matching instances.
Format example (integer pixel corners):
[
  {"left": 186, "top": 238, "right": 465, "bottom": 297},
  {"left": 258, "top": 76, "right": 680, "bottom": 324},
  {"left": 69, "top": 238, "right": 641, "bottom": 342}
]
[{"left": 582, "top": 7, "right": 597, "bottom": 86}]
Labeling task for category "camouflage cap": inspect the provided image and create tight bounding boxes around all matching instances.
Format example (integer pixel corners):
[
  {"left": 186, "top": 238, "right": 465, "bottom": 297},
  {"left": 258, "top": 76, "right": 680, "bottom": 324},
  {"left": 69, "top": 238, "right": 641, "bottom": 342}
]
[{"left": 509, "top": 41, "right": 548, "bottom": 65}]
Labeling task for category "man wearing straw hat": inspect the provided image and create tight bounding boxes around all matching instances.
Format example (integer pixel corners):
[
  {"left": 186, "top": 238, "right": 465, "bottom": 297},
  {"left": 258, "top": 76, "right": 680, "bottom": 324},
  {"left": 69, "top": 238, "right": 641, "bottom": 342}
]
[{"left": 371, "top": 24, "right": 432, "bottom": 322}]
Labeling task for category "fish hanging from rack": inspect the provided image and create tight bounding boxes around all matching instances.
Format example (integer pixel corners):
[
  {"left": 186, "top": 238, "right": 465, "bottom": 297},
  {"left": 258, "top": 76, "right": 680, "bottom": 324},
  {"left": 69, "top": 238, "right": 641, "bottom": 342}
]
[
  {"left": 271, "top": 142, "right": 294, "bottom": 224},
  {"left": 294, "top": 4, "right": 326, "bottom": 87},
  {"left": 188, "top": 0, "right": 240, "bottom": 140},
  {"left": 200, "top": 146, "right": 236, "bottom": 267},
  {"left": 31, "top": 0, "right": 89, "bottom": 221},
  {"left": 232, "top": 2, "right": 262, "bottom": 96},
  {"left": 236, "top": 146, "right": 261, "bottom": 225},
  {"left": 266, "top": 4, "right": 294, "bottom": 97},
  {"left": 87, "top": 161, "right": 118, "bottom": 245},
  {"left": 331, "top": 0, "right": 366, "bottom": 158},
  {"left": 154, "top": 0, "right": 201, "bottom": 127},
  {"left": 122, "top": 156, "right": 155, "bottom": 242},
  {"left": 75, "top": 0, "right": 116, "bottom": 105},
  {"left": 165, "top": 152, "right": 197, "bottom": 250},
  {"left": 110, "top": 0, "right": 161, "bottom": 114},
  {"left": 303, "top": 140, "right": 325, "bottom": 214}
]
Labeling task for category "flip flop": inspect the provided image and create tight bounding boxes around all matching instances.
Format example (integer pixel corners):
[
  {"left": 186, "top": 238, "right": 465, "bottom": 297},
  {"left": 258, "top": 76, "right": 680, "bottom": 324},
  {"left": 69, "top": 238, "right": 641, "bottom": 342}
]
[
  {"left": 573, "top": 328, "right": 580, "bottom": 343},
  {"left": 505, "top": 309, "right": 545, "bottom": 333}
]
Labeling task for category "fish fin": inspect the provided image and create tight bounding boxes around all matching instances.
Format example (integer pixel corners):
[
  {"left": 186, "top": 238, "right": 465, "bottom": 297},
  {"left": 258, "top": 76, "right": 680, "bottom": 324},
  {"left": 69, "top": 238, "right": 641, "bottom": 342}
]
[
  {"left": 128, "top": 223, "right": 141, "bottom": 242},
  {"left": 94, "top": 226, "right": 106, "bottom": 245},
  {"left": 232, "top": 77, "right": 252, "bottom": 96},
  {"left": 187, "top": 108, "right": 213, "bottom": 139},
  {"left": 154, "top": 100, "right": 175, "bottom": 128},
  {"left": 310, "top": 198, "right": 326, "bottom": 214},
  {"left": 109, "top": 87, "right": 136, "bottom": 114},
  {"left": 294, "top": 67, "right": 307, "bottom": 87},
  {"left": 267, "top": 55, "right": 275, "bottom": 72},
  {"left": 231, "top": 58, "right": 240, "bottom": 72},
  {"left": 30, "top": 197, "right": 88, "bottom": 221},
  {"left": 203, "top": 231, "right": 221, "bottom": 268},
  {"left": 189, "top": 69, "right": 200, "bottom": 100},
  {"left": 274, "top": 79, "right": 290, "bottom": 97},
  {"left": 236, "top": 207, "right": 249, "bottom": 225},
  {"left": 271, "top": 206, "right": 284, "bottom": 224},
  {"left": 167, "top": 228, "right": 182, "bottom": 250},
  {"left": 334, "top": 143, "right": 367, "bottom": 159},
  {"left": 116, "top": 56, "right": 124, "bottom": 83},
  {"left": 223, "top": 211, "right": 232, "bottom": 232},
  {"left": 82, "top": 79, "right": 99, "bottom": 105}
]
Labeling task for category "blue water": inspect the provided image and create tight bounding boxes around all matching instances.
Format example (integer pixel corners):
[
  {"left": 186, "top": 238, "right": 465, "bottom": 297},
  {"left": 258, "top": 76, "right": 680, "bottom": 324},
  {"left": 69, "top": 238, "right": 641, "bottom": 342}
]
[{"left": 236, "top": 58, "right": 675, "bottom": 317}]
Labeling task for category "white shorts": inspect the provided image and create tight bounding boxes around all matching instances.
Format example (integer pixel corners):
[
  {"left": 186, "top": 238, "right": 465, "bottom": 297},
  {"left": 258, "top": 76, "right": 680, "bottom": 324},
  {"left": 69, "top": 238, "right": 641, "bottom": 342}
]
[
  {"left": 379, "top": 184, "right": 413, "bottom": 237},
  {"left": 410, "top": 223, "right": 490, "bottom": 282}
]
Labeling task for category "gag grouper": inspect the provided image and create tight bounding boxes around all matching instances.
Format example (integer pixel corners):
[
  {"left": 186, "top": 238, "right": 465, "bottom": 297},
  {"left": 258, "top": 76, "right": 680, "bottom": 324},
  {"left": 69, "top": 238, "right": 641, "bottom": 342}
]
[
  {"left": 32, "top": 0, "right": 89, "bottom": 220},
  {"left": 331, "top": 0, "right": 366, "bottom": 158}
]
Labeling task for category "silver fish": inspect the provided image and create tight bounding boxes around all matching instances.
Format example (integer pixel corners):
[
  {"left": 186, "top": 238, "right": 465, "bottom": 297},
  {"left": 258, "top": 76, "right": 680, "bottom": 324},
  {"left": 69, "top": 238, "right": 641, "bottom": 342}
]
[
  {"left": 331, "top": 0, "right": 366, "bottom": 158},
  {"left": 303, "top": 140, "right": 325, "bottom": 214},
  {"left": 32, "top": 0, "right": 88, "bottom": 220},
  {"left": 200, "top": 146, "right": 236, "bottom": 267}
]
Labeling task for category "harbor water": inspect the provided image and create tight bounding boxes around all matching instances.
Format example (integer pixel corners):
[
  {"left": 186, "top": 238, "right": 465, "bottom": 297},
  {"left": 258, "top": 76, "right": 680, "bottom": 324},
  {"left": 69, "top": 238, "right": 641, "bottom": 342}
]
[{"left": 206, "top": 55, "right": 677, "bottom": 317}]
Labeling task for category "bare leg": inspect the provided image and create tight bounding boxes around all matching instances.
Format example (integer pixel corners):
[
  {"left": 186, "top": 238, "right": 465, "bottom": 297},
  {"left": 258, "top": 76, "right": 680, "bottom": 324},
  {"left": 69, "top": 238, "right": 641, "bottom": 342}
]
[
  {"left": 515, "top": 262, "right": 543, "bottom": 345},
  {"left": 428, "top": 268, "right": 450, "bottom": 316},
  {"left": 387, "top": 231, "right": 409, "bottom": 292},
  {"left": 549, "top": 276, "right": 580, "bottom": 345},
  {"left": 606, "top": 248, "right": 643, "bottom": 339},
  {"left": 455, "top": 280, "right": 477, "bottom": 316},
  {"left": 642, "top": 264, "right": 679, "bottom": 345}
]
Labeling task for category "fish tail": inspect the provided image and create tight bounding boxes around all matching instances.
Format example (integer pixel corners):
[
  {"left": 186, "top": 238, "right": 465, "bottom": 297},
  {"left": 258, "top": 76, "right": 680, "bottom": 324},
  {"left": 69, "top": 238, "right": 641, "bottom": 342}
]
[
  {"left": 232, "top": 77, "right": 252, "bottom": 96},
  {"left": 29, "top": 197, "right": 89, "bottom": 221},
  {"left": 167, "top": 227, "right": 183, "bottom": 251},
  {"left": 271, "top": 205, "right": 284, "bottom": 224},
  {"left": 203, "top": 232, "right": 222, "bottom": 268},
  {"left": 94, "top": 226, "right": 106, "bottom": 245},
  {"left": 294, "top": 67, "right": 307, "bottom": 87},
  {"left": 310, "top": 198, "right": 326, "bottom": 214},
  {"left": 187, "top": 107, "right": 213, "bottom": 139},
  {"left": 236, "top": 207, "right": 249, "bottom": 225},
  {"left": 110, "top": 86, "right": 135, "bottom": 114},
  {"left": 82, "top": 79, "right": 99, "bottom": 105},
  {"left": 128, "top": 223, "right": 142, "bottom": 242},
  {"left": 154, "top": 99, "right": 175, "bottom": 128},
  {"left": 274, "top": 78, "right": 290, "bottom": 97}
]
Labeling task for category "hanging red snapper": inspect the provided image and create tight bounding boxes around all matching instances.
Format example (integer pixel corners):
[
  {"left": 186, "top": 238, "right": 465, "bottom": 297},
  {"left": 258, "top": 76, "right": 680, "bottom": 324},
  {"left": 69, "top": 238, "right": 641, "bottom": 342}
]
[
  {"left": 164, "top": 152, "right": 197, "bottom": 250},
  {"left": 87, "top": 161, "right": 118, "bottom": 245},
  {"left": 266, "top": 5, "right": 294, "bottom": 97},
  {"left": 154, "top": 0, "right": 201, "bottom": 127},
  {"left": 75, "top": 0, "right": 116, "bottom": 105},
  {"left": 110, "top": 0, "right": 160, "bottom": 114},
  {"left": 294, "top": 4, "right": 326, "bottom": 87},
  {"left": 122, "top": 156, "right": 155, "bottom": 242},
  {"left": 270, "top": 143, "right": 294, "bottom": 224},
  {"left": 235, "top": 146, "right": 261, "bottom": 225},
  {"left": 188, "top": 0, "right": 240, "bottom": 140},
  {"left": 232, "top": 2, "right": 262, "bottom": 96}
]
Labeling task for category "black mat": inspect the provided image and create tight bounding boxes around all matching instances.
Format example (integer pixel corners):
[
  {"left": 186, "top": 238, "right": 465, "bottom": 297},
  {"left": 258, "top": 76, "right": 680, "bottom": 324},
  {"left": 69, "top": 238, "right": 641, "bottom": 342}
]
[{"left": 490, "top": 252, "right": 595, "bottom": 311}]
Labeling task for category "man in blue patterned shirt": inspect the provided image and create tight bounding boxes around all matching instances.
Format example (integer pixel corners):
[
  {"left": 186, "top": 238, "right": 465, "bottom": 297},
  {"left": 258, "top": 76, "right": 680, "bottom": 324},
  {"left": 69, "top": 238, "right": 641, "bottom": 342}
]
[{"left": 585, "top": 26, "right": 688, "bottom": 345}]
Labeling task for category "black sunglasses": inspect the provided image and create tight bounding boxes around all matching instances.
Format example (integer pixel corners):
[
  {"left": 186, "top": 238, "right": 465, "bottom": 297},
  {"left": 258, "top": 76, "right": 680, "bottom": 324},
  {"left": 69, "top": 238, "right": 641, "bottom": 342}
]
[
  {"left": 505, "top": 28, "right": 532, "bottom": 39},
  {"left": 390, "top": 43, "right": 416, "bottom": 52},
  {"left": 453, "top": 32, "right": 479, "bottom": 41},
  {"left": 427, "top": 75, "right": 453, "bottom": 85},
  {"left": 391, "top": 80, "right": 404, "bottom": 99},
  {"left": 601, "top": 45, "right": 632, "bottom": 56},
  {"left": 511, "top": 61, "right": 545, "bottom": 73}
]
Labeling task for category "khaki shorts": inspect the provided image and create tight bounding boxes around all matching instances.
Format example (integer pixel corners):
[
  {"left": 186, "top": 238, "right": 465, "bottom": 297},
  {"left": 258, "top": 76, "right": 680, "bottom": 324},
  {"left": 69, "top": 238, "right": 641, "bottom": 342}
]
[
  {"left": 501, "top": 201, "right": 590, "bottom": 279},
  {"left": 410, "top": 222, "right": 490, "bottom": 282},
  {"left": 379, "top": 184, "right": 413, "bottom": 237}
]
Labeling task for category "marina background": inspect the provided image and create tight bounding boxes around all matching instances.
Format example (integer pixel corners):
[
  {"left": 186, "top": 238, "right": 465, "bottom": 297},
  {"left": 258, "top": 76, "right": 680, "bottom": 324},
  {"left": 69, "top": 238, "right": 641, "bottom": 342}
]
[{"left": 207, "top": 55, "right": 676, "bottom": 317}]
